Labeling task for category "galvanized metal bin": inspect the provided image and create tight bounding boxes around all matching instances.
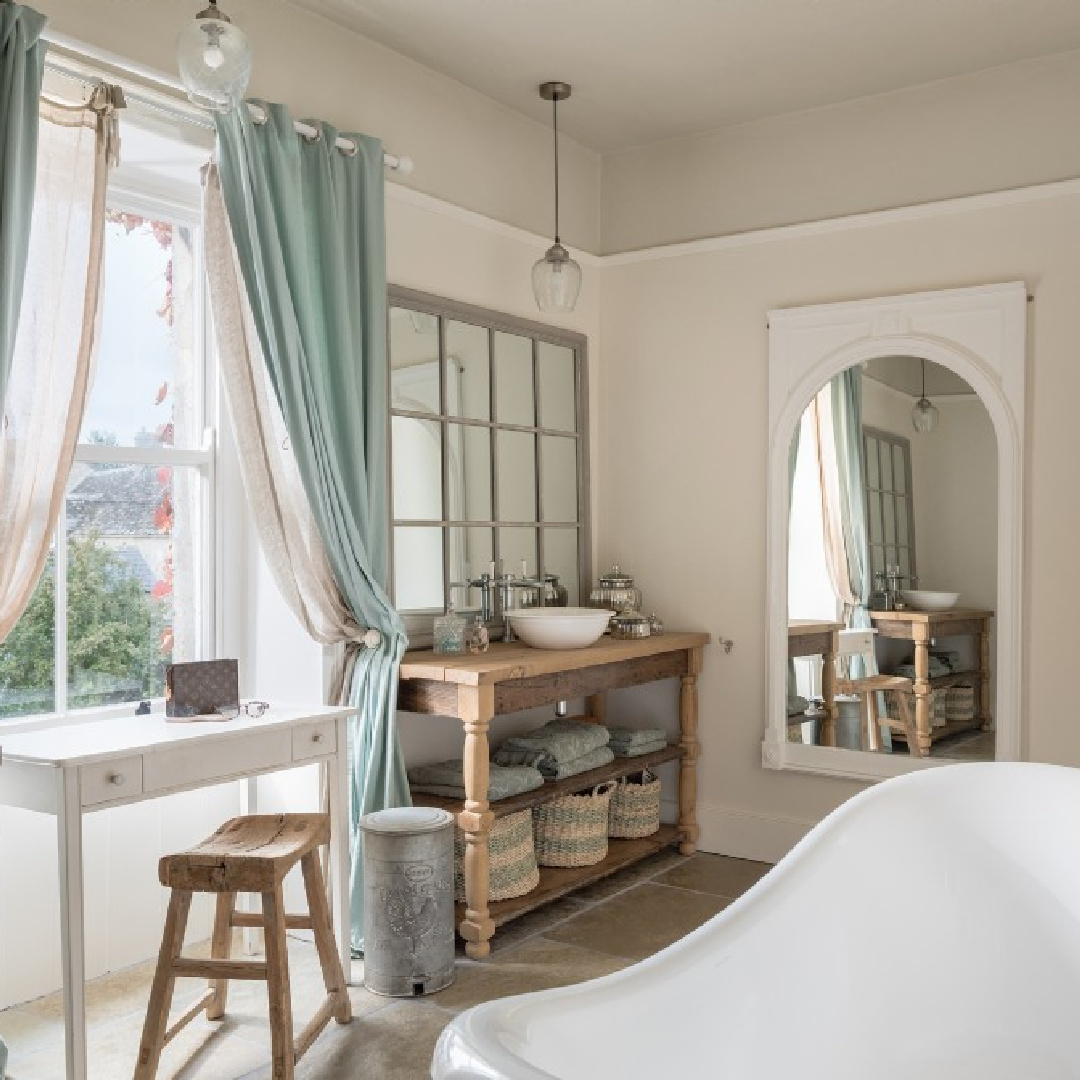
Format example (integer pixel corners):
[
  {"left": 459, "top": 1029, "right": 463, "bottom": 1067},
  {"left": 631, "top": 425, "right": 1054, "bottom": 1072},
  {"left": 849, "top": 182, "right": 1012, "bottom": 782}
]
[{"left": 360, "top": 806, "right": 456, "bottom": 997}]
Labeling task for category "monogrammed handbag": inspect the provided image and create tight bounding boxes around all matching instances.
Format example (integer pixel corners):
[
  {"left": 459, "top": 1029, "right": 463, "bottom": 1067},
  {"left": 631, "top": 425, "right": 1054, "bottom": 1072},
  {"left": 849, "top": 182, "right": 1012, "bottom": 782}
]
[{"left": 165, "top": 659, "right": 239, "bottom": 718}]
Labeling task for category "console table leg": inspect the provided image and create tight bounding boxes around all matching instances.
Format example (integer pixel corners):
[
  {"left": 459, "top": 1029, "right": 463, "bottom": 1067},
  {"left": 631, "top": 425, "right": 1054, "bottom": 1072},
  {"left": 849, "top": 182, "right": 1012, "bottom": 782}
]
[
  {"left": 459, "top": 685, "right": 496, "bottom": 959},
  {"left": 979, "top": 626, "right": 993, "bottom": 731},
  {"left": 678, "top": 648, "right": 702, "bottom": 855},
  {"left": 913, "top": 628, "right": 933, "bottom": 757}
]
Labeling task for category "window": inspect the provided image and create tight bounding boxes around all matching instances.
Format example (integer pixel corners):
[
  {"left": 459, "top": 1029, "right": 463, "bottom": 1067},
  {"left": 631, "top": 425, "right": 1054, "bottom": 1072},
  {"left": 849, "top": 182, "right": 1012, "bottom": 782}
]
[
  {"left": 863, "top": 427, "right": 917, "bottom": 585},
  {"left": 0, "top": 138, "right": 214, "bottom": 720},
  {"left": 388, "top": 288, "right": 589, "bottom": 639}
]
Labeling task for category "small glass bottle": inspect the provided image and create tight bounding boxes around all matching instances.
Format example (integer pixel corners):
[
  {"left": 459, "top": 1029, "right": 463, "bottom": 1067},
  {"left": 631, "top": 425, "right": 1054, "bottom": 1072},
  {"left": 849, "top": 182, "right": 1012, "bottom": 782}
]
[
  {"left": 433, "top": 602, "right": 466, "bottom": 654},
  {"left": 466, "top": 615, "right": 490, "bottom": 654}
]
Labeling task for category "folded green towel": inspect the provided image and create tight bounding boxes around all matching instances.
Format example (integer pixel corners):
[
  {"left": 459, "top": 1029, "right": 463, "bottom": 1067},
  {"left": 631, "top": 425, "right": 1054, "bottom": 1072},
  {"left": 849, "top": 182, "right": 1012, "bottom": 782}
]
[
  {"left": 787, "top": 694, "right": 809, "bottom": 717},
  {"left": 607, "top": 725, "right": 667, "bottom": 747},
  {"left": 501, "top": 717, "right": 610, "bottom": 763},
  {"left": 612, "top": 738, "right": 669, "bottom": 758},
  {"left": 407, "top": 760, "right": 544, "bottom": 801},
  {"left": 493, "top": 743, "right": 615, "bottom": 779}
]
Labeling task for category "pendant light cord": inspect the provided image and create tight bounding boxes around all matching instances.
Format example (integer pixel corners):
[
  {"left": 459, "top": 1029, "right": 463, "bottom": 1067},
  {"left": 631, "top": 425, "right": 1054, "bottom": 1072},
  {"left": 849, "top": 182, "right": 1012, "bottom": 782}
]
[
  {"left": 552, "top": 95, "right": 561, "bottom": 245},
  {"left": 921, "top": 357, "right": 927, "bottom": 399}
]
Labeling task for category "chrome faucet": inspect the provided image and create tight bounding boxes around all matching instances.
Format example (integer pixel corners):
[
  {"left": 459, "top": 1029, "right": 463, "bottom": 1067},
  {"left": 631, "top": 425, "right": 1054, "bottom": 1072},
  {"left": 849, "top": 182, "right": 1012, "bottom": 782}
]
[{"left": 452, "top": 563, "right": 526, "bottom": 640}]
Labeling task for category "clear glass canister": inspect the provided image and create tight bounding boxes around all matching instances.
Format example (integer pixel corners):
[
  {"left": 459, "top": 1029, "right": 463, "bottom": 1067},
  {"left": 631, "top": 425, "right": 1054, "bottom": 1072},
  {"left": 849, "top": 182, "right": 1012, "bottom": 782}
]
[{"left": 588, "top": 565, "right": 642, "bottom": 613}]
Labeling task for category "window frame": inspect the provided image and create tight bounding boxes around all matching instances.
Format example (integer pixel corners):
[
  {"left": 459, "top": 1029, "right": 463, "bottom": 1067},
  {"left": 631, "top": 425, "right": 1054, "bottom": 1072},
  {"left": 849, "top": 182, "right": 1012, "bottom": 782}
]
[
  {"left": 862, "top": 425, "right": 918, "bottom": 587},
  {"left": 387, "top": 285, "right": 591, "bottom": 644},
  {"left": 0, "top": 180, "right": 217, "bottom": 729}
]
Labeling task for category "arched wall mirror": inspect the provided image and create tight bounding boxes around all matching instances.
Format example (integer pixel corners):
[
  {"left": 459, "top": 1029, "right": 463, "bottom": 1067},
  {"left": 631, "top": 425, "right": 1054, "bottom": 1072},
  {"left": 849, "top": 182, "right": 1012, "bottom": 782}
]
[{"left": 764, "top": 283, "right": 1026, "bottom": 782}]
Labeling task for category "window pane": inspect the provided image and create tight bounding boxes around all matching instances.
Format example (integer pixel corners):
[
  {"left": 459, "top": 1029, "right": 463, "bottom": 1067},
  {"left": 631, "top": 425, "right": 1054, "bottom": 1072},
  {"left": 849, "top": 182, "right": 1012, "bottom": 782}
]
[
  {"left": 498, "top": 527, "right": 537, "bottom": 585},
  {"left": 541, "top": 435, "right": 578, "bottom": 522},
  {"left": 446, "top": 321, "right": 490, "bottom": 422},
  {"left": 495, "top": 332, "right": 535, "bottom": 426},
  {"left": 865, "top": 437, "right": 879, "bottom": 490},
  {"left": 392, "top": 416, "right": 443, "bottom": 520},
  {"left": 868, "top": 490, "right": 882, "bottom": 544},
  {"left": 0, "top": 556, "right": 55, "bottom": 718},
  {"left": 447, "top": 424, "right": 491, "bottom": 522},
  {"left": 542, "top": 528, "right": 580, "bottom": 605},
  {"left": 389, "top": 307, "right": 440, "bottom": 415},
  {"left": 394, "top": 527, "right": 444, "bottom": 611},
  {"left": 448, "top": 527, "right": 494, "bottom": 614},
  {"left": 879, "top": 441, "right": 893, "bottom": 491},
  {"left": 882, "top": 494, "right": 896, "bottom": 546},
  {"left": 496, "top": 430, "right": 536, "bottom": 522},
  {"left": 893, "top": 444, "right": 907, "bottom": 494},
  {"left": 539, "top": 342, "right": 576, "bottom": 432},
  {"left": 65, "top": 462, "right": 200, "bottom": 708},
  {"left": 81, "top": 212, "right": 199, "bottom": 449}
]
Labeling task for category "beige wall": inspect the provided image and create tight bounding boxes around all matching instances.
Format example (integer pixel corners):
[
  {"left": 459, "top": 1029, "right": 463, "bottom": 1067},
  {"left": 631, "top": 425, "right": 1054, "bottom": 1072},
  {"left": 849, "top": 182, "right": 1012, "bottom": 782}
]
[
  {"left": 598, "top": 191, "right": 1080, "bottom": 855},
  {"left": 602, "top": 48, "right": 1080, "bottom": 252},
  {"left": 35, "top": 0, "right": 601, "bottom": 253}
]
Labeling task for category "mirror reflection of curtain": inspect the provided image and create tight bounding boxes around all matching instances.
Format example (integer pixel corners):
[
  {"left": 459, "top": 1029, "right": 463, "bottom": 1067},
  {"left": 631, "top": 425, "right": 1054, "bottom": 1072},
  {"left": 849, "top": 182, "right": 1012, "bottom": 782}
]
[
  {"left": 787, "top": 423, "right": 800, "bottom": 706},
  {"left": 812, "top": 372, "right": 876, "bottom": 680}
]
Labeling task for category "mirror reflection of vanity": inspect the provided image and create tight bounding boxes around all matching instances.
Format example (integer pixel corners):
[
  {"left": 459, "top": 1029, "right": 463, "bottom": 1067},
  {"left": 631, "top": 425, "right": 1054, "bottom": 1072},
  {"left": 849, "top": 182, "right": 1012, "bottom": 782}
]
[
  {"left": 388, "top": 287, "right": 590, "bottom": 643},
  {"left": 765, "top": 284, "right": 1026, "bottom": 781}
]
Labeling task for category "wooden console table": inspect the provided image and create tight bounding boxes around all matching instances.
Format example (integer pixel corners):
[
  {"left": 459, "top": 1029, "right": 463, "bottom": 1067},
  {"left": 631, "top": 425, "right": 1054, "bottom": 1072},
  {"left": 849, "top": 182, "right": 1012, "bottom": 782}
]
[
  {"left": 788, "top": 620, "right": 842, "bottom": 746},
  {"left": 398, "top": 632, "right": 709, "bottom": 959},
  {"left": 869, "top": 608, "right": 993, "bottom": 757}
]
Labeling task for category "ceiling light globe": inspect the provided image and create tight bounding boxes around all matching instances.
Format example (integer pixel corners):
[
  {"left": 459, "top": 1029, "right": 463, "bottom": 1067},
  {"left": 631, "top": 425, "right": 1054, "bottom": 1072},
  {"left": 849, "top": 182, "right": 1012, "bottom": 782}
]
[
  {"left": 911, "top": 396, "right": 939, "bottom": 434},
  {"left": 532, "top": 243, "right": 582, "bottom": 313},
  {"left": 177, "top": 5, "right": 251, "bottom": 113}
]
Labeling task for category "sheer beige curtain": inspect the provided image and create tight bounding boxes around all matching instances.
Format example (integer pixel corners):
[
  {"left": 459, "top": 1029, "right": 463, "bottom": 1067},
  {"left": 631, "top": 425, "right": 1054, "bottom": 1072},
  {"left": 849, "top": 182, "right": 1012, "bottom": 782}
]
[
  {"left": 202, "top": 165, "right": 379, "bottom": 699},
  {"left": 0, "top": 91, "right": 119, "bottom": 644}
]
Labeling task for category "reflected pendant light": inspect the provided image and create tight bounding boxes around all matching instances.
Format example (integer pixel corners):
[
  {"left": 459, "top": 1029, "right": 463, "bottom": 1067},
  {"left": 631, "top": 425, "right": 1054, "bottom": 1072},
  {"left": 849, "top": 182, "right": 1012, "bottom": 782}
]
[
  {"left": 532, "top": 82, "right": 582, "bottom": 313},
  {"left": 911, "top": 357, "right": 940, "bottom": 433},
  {"left": 177, "top": 0, "right": 252, "bottom": 113}
]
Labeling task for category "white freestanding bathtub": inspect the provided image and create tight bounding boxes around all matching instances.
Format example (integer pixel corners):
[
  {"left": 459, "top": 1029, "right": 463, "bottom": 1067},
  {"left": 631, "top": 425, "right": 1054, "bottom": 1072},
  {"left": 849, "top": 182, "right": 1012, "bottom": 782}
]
[{"left": 432, "top": 764, "right": 1080, "bottom": 1079}]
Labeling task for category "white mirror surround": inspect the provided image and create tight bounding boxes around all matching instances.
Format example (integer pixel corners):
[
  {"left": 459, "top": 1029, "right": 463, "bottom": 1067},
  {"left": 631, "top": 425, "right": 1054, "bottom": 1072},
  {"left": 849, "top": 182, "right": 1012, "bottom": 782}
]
[{"left": 765, "top": 282, "right": 1026, "bottom": 781}]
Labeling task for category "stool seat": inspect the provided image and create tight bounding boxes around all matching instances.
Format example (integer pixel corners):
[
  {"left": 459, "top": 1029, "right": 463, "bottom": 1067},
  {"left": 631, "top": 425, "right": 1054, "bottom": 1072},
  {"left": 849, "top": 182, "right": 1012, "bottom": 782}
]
[
  {"left": 136, "top": 812, "right": 350, "bottom": 1080},
  {"left": 159, "top": 814, "right": 329, "bottom": 893}
]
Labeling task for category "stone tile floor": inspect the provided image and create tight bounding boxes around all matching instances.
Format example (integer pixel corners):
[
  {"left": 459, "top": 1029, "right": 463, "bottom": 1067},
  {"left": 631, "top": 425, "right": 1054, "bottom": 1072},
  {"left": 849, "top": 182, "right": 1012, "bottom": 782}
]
[{"left": 0, "top": 850, "right": 771, "bottom": 1079}]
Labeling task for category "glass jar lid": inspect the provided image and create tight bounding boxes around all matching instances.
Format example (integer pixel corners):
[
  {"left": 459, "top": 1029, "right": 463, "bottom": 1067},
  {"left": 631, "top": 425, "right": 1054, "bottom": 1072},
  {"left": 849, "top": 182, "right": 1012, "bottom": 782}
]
[{"left": 598, "top": 564, "right": 635, "bottom": 588}]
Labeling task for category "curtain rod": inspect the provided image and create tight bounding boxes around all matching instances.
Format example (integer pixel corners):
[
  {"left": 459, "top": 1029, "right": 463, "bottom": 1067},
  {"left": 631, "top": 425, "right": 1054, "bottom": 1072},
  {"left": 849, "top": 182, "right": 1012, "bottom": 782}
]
[{"left": 42, "top": 38, "right": 413, "bottom": 174}]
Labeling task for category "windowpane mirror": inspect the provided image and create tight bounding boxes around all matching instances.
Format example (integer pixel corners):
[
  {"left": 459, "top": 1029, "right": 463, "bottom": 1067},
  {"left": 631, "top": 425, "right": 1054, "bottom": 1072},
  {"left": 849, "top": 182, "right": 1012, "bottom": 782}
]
[
  {"left": 785, "top": 354, "right": 997, "bottom": 765},
  {"left": 388, "top": 288, "right": 589, "bottom": 642}
]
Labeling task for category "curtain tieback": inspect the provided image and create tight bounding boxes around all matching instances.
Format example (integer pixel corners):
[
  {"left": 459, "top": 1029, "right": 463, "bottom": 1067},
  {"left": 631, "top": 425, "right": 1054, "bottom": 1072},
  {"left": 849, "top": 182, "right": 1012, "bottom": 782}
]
[{"left": 88, "top": 83, "right": 127, "bottom": 167}]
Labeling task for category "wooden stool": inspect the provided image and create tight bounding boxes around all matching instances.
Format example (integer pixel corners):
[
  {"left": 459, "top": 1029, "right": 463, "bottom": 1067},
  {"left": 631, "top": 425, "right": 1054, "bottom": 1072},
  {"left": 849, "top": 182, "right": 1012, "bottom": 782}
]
[{"left": 134, "top": 814, "right": 351, "bottom": 1080}]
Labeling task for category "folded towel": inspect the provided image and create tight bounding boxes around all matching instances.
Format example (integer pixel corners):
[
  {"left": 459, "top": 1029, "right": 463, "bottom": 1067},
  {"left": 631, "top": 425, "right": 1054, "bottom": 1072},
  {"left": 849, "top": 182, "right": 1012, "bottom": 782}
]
[
  {"left": 611, "top": 738, "right": 669, "bottom": 758},
  {"left": 894, "top": 655, "right": 952, "bottom": 681},
  {"left": 407, "top": 760, "right": 544, "bottom": 801},
  {"left": 787, "top": 694, "right": 809, "bottom": 717},
  {"left": 493, "top": 743, "right": 615, "bottom": 780},
  {"left": 501, "top": 717, "right": 610, "bottom": 763},
  {"left": 607, "top": 725, "right": 667, "bottom": 747}
]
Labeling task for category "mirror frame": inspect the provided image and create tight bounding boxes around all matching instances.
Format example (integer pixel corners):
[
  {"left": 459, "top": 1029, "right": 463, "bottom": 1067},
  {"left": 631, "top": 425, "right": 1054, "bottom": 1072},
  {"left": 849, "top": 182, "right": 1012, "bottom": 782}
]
[
  {"left": 387, "top": 285, "right": 592, "bottom": 643},
  {"left": 764, "top": 282, "right": 1027, "bottom": 781}
]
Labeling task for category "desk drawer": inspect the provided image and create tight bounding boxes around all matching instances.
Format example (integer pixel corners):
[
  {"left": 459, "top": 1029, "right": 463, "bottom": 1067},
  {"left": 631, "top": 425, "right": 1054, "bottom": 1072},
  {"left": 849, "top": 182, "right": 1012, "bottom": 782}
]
[
  {"left": 81, "top": 757, "right": 144, "bottom": 806},
  {"left": 143, "top": 729, "right": 292, "bottom": 794},
  {"left": 293, "top": 720, "right": 337, "bottom": 763}
]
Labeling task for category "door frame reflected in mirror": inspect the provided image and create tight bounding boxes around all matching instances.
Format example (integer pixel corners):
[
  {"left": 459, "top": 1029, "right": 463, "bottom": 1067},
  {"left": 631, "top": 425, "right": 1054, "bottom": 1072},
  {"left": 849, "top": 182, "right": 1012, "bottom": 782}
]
[{"left": 765, "top": 283, "right": 1026, "bottom": 781}]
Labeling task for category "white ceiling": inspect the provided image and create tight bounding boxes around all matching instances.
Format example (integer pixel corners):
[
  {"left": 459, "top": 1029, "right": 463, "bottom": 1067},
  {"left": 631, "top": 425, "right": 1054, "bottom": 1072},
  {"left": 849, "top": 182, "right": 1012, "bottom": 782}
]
[
  {"left": 287, "top": 0, "right": 1080, "bottom": 152},
  {"left": 864, "top": 356, "right": 975, "bottom": 399}
]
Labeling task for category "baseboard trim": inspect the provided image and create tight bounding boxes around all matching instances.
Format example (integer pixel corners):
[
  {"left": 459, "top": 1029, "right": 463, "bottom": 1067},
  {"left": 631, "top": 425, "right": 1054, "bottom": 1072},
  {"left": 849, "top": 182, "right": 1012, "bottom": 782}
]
[{"left": 695, "top": 803, "right": 816, "bottom": 864}]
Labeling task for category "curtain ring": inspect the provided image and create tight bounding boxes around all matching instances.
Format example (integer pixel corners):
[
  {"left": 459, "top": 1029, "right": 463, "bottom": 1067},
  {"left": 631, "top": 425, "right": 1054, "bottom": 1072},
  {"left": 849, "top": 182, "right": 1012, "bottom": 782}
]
[
  {"left": 339, "top": 139, "right": 358, "bottom": 157},
  {"left": 303, "top": 126, "right": 322, "bottom": 144}
]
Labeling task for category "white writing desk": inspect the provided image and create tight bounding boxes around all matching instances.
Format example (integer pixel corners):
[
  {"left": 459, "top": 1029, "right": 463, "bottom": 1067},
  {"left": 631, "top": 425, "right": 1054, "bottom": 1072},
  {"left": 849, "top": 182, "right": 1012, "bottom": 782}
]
[{"left": 0, "top": 703, "right": 355, "bottom": 1080}]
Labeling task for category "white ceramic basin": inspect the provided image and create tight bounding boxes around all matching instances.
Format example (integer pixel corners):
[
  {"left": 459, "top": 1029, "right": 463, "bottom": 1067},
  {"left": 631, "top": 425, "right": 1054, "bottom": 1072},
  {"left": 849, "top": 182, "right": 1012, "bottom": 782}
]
[
  {"left": 901, "top": 589, "right": 960, "bottom": 611},
  {"left": 506, "top": 607, "right": 614, "bottom": 650}
]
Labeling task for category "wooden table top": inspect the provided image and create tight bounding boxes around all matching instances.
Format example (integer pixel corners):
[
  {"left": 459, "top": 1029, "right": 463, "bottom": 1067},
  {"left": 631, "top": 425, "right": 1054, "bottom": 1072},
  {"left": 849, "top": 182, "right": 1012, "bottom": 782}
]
[
  {"left": 869, "top": 608, "right": 993, "bottom": 623},
  {"left": 788, "top": 619, "right": 843, "bottom": 637},
  {"left": 400, "top": 631, "right": 710, "bottom": 686}
]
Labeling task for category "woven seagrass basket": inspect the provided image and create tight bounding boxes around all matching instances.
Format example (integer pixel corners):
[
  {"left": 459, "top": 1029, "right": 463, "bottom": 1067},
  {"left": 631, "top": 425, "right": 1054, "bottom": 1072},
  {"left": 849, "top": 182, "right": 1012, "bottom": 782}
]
[
  {"left": 609, "top": 770, "right": 662, "bottom": 839},
  {"left": 453, "top": 809, "right": 539, "bottom": 903},
  {"left": 532, "top": 782, "right": 616, "bottom": 868}
]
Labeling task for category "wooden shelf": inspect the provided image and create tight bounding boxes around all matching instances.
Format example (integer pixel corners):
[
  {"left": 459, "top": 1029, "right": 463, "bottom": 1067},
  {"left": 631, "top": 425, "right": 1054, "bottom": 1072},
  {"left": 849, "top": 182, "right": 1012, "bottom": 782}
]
[
  {"left": 456, "top": 825, "right": 683, "bottom": 928},
  {"left": 927, "top": 669, "right": 983, "bottom": 689},
  {"left": 892, "top": 715, "right": 985, "bottom": 745},
  {"left": 411, "top": 743, "right": 684, "bottom": 819}
]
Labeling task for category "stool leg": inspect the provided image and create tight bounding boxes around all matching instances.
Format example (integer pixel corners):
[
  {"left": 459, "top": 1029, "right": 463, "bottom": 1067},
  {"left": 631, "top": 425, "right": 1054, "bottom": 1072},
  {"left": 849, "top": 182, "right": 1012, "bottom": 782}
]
[
  {"left": 134, "top": 889, "right": 192, "bottom": 1080},
  {"left": 262, "top": 886, "right": 295, "bottom": 1080},
  {"left": 301, "top": 850, "right": 352, "bottom": 1024},
  {"left": 206, "top": 892, "right": 236, "bottom": 1021}
]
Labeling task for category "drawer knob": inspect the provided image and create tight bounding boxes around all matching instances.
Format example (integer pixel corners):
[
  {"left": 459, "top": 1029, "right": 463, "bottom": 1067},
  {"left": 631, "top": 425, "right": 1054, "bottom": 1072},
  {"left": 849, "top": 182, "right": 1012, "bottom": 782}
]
[
  {"left": 312, "top": 733, "right": 324, "bottom": 744},
  {"left": 108, "top": 772, "right": 125, "bottom": 787}
]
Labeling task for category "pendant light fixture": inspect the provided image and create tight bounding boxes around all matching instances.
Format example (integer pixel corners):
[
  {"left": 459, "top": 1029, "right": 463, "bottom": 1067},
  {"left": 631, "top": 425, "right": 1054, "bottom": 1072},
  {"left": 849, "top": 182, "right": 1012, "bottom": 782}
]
[
  {"left": 177, "top": 0, "right": 252, "bottom": 113},
  {"left": 532, "top": 82, "right": 582, "bottom": 313},
  {"left": 911, "top": 357, "right": 939, "bottom": 433}
]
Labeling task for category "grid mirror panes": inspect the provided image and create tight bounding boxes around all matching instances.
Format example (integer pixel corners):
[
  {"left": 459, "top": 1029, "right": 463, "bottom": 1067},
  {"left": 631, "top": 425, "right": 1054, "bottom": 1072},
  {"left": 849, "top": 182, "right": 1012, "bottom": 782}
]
[
  {"left": 388, "top": 287, "right": 589, "bottom": 636},
  {"left": 863, "top": 426, "right": 917, "bottom": 585}
]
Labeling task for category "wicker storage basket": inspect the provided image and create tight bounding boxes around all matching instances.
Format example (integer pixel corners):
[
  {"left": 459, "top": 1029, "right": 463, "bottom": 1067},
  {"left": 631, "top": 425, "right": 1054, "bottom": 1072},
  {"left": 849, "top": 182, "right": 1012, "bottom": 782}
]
[
  {"left": 532, "top": 782, "right": 616, "bottom": 868},
  {"left": 609, "top": 771, "right": 662, "bottom": 839},
  {"left": 453, "top": 809, "right": 539, "bottom": 903}
]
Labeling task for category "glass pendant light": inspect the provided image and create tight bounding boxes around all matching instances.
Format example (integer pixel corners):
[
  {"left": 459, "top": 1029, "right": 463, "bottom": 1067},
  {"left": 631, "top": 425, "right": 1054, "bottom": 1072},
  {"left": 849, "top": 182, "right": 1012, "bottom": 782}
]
[
  {"left": 177, "top": 1, "right": 252, "bottom": 113},
  {"left": 532, "top": 82, "right": 582, "bottom": 313},
  {"left": 911, "top": 357, "right": 939, "bottom": 433}
]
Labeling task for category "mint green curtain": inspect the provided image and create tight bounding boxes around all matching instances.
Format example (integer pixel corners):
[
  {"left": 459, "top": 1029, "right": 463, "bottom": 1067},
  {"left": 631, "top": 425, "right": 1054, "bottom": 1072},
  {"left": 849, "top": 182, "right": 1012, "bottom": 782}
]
[
  {"left": 829, "top": 371, "right": 876, "bottom": 681},
  {"left": 0, "top": 2, "right": 47, "bottom": 415},
  {"left": 215, "top": 102, "right": 408, "bottom": 952}
]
